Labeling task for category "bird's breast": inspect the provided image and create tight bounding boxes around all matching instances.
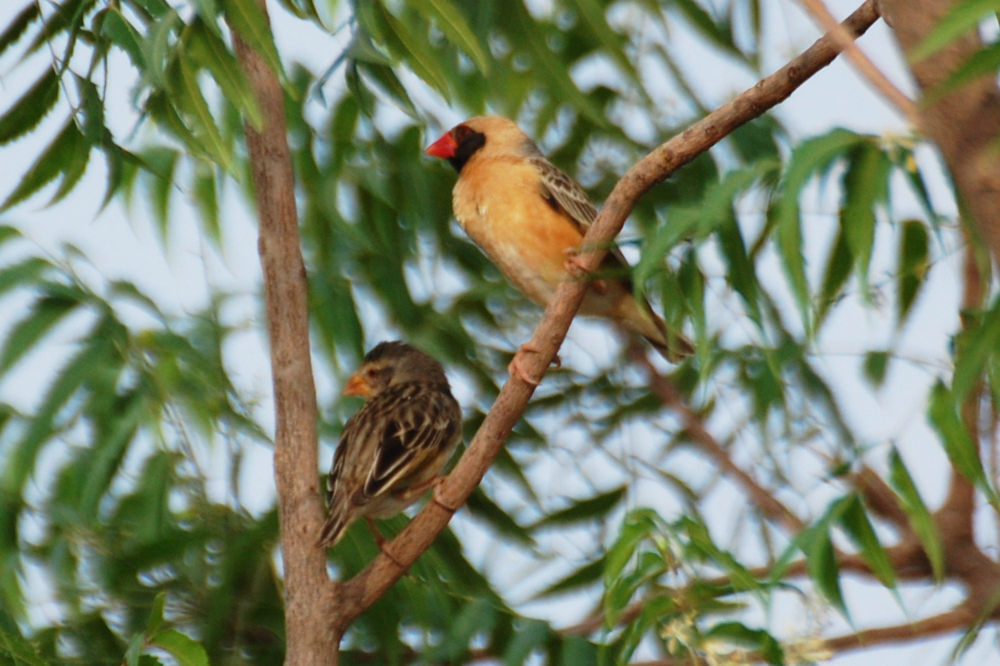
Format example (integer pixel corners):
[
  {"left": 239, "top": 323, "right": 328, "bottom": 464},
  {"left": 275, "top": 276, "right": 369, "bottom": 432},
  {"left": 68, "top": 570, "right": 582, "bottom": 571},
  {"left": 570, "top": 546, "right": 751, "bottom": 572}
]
[{"left": 453, "top": 163, "right": 584, "bottom": 305}]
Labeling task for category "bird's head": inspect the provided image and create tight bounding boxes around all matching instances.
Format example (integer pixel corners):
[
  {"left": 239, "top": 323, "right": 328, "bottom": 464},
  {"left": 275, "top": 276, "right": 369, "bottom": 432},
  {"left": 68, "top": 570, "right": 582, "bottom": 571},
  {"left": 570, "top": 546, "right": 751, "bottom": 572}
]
[
  {"left": 425, "top": 116, "right": 540, "bottom": 172},
  {"left": 343, "top": 341, "right": 449, "bottom": 397}
]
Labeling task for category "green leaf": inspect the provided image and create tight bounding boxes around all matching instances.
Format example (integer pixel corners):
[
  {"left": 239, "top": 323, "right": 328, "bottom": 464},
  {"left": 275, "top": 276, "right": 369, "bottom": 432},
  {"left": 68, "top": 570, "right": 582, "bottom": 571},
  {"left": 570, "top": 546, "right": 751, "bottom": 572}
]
[
  {"left": 465, "top": 487, "right": 534, "bottom": 546},
  {"left": 0, "top": 622, "right": 46, "bottom": 666},
  {"left": 817, "top": 223, "right": 853, "bottom": 323},
  {"left": 3, "top": 333, "right": 112, "bottom": 492},
  {"left": 147, "top": 592, "right": 168, "bottom": 635},
  {"left": 888, "top": 447, "right": 944, "bottom": 581},
  {"left": 535, "top": 557, "right": 605, "bottom": 598},
  {"left": 2, "top": 119, "right": 90, "bottom": 211},
  {"left": 0, "top": 69, "right": 60, "bottom": 146},
  {"left": 171, "top": 56, "right": 234, "bottom": 172},
  {"left": 911, "top": 0, "right": 1000, "bottom": 61},
  {"left": 0, "top": 257, "right": 52, "bottom": 298},
  {"left": 187, "top": 20, "right": 263, "bottom": 130},
  {"left": 776, "top": 128, "right": 869, "bottom": 329},
  {"left": 345, "top": 62, "right": 375, "bottom": 117},
  {"left": 356, "top": 61, "right": 419, "bottom": 119},
  {"left": 0, "top": 294, "right": 81, "bottom": 374},
  {"left": 862, "top": 350, "right": 890, "bottom": 386},
  {"left": 927, "top": 381, "right": 999, "bottom": 504},
  {"left": 123, "top": 633, "right": 144, "bottom": 666},
  {"left": 672, "top": 0, "right": 740, "bottom": 58},
  {"left": 148, "top": 629, "right": 209, "bottom": 666},
  {"left": 99, "top": 8, "right": 146, "bottom": 70},
  {"left": 142, "top": 6, "right": 180, "bottom": 89},
  {"left": 703, "top": 622, "right": 784, "bottom": 665},
  {"left": 897, "top": 219, "right": 929, "bottom": 324},
  {"left": 219, "top": 0, "right": 283, "bottom": 77},
  {"left": 838, "top": 494, "right": 896, "bottom": 588},
  {"left": 953, "top": 296, "right": 1000, "bottom": 402},
  {"left": 191, "top": 163, "right": 220, "bottom": 243},
  {"left": 371, "top": 2, "right": 451, "bottom": 100},
  {"left": 842, "top": 144, "right": 890, "bottom": 287},
  {"left": 935, "top": 42, "right": 1000, "bottom": 99},
  {"left": 804, "top": 525, "right": 845, "bottom": 616},
  {"left": 503, "top": 619, "right": 550, "bottom": 666},
  {"left": 0, "top": 4, "right": 40, "bottom": 58},
  {"left": 715, "top": 215, "right": 762, "bottom": 326},
  {"left": 604, "top": 508, "right": 662, "bottom": 586},
  {"left": 531, "top": 485, "right": 626, "bottom": 528},
  {"left": 415, "top": 0, "right": 490, "bottom": 74}
]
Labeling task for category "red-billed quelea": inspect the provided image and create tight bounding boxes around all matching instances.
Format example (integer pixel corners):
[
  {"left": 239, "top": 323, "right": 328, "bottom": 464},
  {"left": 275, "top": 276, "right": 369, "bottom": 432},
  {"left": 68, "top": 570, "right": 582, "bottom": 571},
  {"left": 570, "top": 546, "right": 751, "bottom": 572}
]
[
  {"left": 318, "top": 341, "right": 462, "bottom": 549},
  {"left": 425, "top": 116, "right": 692, "bottom": 377}
]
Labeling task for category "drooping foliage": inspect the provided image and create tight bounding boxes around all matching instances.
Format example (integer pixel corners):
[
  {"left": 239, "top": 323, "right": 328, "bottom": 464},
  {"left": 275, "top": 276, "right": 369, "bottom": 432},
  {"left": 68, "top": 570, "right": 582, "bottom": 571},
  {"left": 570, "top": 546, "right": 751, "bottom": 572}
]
[{"left": 1, "top": 1, "right": 998, "bottom": 664}]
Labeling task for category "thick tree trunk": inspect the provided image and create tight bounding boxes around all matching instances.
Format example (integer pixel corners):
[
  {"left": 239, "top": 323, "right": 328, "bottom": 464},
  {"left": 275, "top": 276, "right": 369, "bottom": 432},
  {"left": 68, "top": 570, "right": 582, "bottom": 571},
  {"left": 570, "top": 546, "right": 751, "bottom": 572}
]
[{"left": 879, "top": 0, "right": 1000, "bottom": 267}]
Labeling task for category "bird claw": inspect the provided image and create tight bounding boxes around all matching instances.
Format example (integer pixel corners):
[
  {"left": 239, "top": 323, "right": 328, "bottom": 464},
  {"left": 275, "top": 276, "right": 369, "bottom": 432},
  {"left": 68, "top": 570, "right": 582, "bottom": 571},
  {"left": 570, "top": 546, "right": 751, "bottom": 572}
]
[
  {"left": 365, "top": 517, "right": 408, "bottom": 570},
  {"left": 430, "top": 476, "right": 461, "bottom": 514},
  {"left": 507, "top": 344, "right": 561, "bottom": 386},
  {"left": 563, "top": 249, "right": 608, "bottom": 294}
]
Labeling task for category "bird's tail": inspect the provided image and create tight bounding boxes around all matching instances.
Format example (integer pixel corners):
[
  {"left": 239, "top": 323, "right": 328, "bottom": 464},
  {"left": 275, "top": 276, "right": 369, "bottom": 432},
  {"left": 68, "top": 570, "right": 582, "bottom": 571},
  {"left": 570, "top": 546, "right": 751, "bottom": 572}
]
[
  {"left": 317, "top": 509, "right": 351, "bottom": 548},
  {"left": 620, "top": 298, "right": 693, "bottom": 363}
]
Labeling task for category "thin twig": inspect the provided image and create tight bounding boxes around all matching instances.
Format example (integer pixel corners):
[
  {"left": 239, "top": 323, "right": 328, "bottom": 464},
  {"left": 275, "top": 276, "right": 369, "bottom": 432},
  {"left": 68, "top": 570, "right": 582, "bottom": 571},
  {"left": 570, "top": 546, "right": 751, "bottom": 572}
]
[{"left": 797, "top": 0, "right": 921, "bottom": 126}]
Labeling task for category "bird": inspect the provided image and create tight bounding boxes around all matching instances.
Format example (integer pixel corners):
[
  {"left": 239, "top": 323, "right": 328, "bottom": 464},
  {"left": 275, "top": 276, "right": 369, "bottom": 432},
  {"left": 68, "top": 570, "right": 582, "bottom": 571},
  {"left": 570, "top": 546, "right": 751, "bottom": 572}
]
[
  {"left": 318, "top": 341, "right": 462, "bottom": 549},
  {"left": 424, "top": 116, "right": 693, "bottom": 376}
]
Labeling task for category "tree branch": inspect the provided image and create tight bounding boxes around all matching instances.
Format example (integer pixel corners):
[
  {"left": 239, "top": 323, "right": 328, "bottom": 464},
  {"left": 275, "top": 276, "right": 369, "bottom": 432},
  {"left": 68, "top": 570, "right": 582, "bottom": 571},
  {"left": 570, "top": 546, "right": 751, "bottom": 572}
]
[
  {"left": 819, "top": 605, "right": 977, "bottom": 655},
  {"left": 797, "top": 0, "right": 919, "bottom": 124},
  {"left": 631, "top": 344, "right": 804, "bottom": 532},
  {"left": 231, "top": 6, "right": 335, "bottom": 665},
  {"left": 327, "top": 0, "right": 881, "bottom": 640},
  {"left": 627, "top": 606, "right": 977, "bottom": 664}
]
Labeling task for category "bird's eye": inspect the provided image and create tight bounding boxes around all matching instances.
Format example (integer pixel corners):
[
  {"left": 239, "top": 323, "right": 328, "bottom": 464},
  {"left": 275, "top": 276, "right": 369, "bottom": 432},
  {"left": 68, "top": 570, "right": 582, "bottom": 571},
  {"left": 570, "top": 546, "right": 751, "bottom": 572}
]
[{"left": 454, "top": 125, "right": 471, "bottom": 141}]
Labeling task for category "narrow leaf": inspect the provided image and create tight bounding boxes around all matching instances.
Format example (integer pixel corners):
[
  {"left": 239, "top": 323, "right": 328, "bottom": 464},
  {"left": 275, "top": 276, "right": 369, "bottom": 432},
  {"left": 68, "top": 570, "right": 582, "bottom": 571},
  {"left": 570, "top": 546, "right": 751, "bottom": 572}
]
[
  {"left": 99, "top": 9, "right": 146, "bottom": 70},
  {"left": 2, "top": 119, "right": 85, "bottom": 211},
  {"left": 0, "top": 69, "right": 60, "bottom": 145},
  {"left": 219, "top": 0, "right": 283, "bottom": 77},
  {"left": 0, "top": 5, "right": 41, "bottom": 58},
  {"left": 927, "top": 381, "right": 999, "bottom": 504},
  {"left": 911, "top": 0, "right": 1000, "bottom": 61},
  {"left": 149, "top": 629, "right": 209, "bottom": 666},
  {"left": 0, "top": 294, "right": 80, "bottom": 373},
  {"left": 417, "top": 0, "right": 490, "bottom": 74},
  {"left": 532, "top": 485, "right": 627, "bottom": 528},
  {"left": 896, "top": 219, "right": 929, "bottom": 324},
  {"left": 888, "top": 447, "right": 944, "bottom": 580},
  {"left": 838, "top": 494, "right": 896, "bottom": 588}
]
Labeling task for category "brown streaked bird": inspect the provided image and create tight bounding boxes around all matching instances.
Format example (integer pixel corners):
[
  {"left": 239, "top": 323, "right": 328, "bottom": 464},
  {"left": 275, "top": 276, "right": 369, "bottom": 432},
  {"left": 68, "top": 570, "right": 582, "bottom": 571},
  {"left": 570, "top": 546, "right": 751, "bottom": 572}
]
[
  {"left": 318, "top": 341, "right": 462, "bottom": 549},
  {"left": 424, "top": 116, "right": 693, "bottom": 373}
]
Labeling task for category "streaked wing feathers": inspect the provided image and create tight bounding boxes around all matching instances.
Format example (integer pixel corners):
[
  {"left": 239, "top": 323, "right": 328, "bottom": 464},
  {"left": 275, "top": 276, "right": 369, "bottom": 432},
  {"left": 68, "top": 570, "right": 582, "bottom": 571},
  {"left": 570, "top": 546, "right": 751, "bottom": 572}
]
[
  {"left": 329, "top": 383, "right": 459, "bottom": 506},
  {"left": 531, "top": 157, "right": 597, "bottom": 233},
  {"left": 531, "top": 156, "right": 633, "bottom": 276}
]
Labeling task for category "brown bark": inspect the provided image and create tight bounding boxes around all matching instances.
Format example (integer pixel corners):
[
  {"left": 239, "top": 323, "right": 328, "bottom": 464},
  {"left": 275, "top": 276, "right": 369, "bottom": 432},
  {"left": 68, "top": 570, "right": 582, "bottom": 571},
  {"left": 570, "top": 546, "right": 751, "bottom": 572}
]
[
  {"left": 230, "top": 4, "right": 337, "bottom": 664},
  {"left": 879, "top": 0, "right": 1000, "bottom": 267}
]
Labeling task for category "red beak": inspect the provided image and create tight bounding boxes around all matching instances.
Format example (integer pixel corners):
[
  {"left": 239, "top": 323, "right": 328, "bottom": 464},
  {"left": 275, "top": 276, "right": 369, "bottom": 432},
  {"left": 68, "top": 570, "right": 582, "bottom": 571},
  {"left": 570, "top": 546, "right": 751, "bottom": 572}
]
[{"left": 425, "top": 131, "right": 457, "bottom": 159}]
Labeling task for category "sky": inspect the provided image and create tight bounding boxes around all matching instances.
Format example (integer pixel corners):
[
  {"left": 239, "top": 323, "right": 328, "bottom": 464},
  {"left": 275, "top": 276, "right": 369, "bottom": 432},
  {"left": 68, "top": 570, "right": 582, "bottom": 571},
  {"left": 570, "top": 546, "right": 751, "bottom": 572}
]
[{"left": 0, "top": 0, "right": 994, "bottom": 663}]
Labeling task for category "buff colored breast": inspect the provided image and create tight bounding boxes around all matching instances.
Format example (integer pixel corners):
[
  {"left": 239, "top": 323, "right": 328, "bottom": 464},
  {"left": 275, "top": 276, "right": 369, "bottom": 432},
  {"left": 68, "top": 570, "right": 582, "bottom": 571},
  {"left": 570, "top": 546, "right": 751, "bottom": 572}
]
[{"left": 453, "top": 156, "right": 583, "bottom": 305}]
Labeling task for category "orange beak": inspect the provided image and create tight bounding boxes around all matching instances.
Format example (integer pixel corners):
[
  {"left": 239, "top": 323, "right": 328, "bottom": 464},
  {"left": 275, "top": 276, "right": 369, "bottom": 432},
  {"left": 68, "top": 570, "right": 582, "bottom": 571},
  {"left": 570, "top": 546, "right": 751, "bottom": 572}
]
[
  {"left": 424, "top": 131, "right": 457, "bottom": 159},
  {"left": 342, "top": 372, "right": 370, "bottom": 397}
]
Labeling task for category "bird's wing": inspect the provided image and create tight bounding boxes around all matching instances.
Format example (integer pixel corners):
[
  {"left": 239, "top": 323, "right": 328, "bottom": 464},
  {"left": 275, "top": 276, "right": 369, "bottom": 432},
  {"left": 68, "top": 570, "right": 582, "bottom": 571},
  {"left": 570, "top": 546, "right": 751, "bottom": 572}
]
[
  {"left": 530, "top": 156, "right": 633, "bottom": 274},
  {"left": 530, "top": 156, "right": 597, "bottom": 233},
  {"left": 360, "top": 385, "right": 459, "bottom": 500}
]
